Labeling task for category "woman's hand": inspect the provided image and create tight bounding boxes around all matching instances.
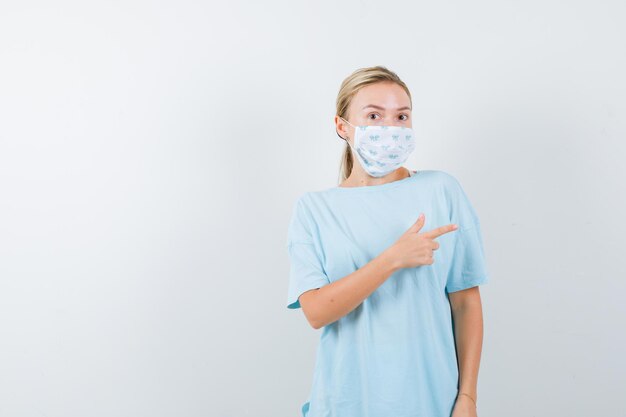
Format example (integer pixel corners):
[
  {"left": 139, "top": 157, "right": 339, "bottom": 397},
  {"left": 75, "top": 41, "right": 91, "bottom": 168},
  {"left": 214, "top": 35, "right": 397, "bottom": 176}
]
[
  {"left": 384, "top": 213, "right": 458, "bottom": 270},
  {"left": 451, "top": 394, "right": 478, "bottom": 417}
]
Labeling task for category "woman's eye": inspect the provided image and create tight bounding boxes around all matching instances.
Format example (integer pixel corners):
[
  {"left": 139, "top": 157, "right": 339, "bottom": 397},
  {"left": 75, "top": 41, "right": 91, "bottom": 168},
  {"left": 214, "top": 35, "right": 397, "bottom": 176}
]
[
  {"left": 399, "top": 114, "right": 409, "bottom": 121},
  {"left": 368, "top": 113, "right": 380, "bottom": 120}
]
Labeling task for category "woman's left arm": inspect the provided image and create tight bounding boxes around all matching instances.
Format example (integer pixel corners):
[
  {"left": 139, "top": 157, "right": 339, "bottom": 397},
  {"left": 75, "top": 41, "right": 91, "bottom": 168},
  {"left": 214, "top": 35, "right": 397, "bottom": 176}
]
[{"left": 448, "top": 286, "right": 484, "bottom": 416}]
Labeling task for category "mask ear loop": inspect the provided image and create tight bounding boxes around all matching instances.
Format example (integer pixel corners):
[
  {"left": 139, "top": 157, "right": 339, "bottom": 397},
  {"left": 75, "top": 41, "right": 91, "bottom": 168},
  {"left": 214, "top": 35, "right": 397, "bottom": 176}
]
[
  {"left": 336, "top": 116, "right": 355, "bottom": 142},
  {"left": 338, "top": 117, "right": 362, "bottom": 159},
  {"left": 339, "top": 116, "right": 356, "bottom": 129}
]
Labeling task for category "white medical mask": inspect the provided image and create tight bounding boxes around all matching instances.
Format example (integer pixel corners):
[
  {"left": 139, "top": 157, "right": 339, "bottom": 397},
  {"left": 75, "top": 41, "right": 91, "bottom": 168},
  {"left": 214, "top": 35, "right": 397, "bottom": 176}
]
[{"left": 340, "top": 116, "right": 416, "bottom": 178}]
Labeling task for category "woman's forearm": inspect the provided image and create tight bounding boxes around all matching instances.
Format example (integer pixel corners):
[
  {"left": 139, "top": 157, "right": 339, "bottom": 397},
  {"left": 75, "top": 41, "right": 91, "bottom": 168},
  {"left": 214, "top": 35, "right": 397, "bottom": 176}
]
[
  {"left": 298, "top": 249, "right": 400, "bottom": 329},
  {"left": 451, "top": 298, "right": 484, "bottom": 402}
]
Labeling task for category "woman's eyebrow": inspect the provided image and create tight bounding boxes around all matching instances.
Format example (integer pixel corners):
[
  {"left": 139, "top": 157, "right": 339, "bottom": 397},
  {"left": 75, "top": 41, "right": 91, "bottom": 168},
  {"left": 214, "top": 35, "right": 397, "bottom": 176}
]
[{"left": 362, "top": 104, "right": 412, "bottom": 111}]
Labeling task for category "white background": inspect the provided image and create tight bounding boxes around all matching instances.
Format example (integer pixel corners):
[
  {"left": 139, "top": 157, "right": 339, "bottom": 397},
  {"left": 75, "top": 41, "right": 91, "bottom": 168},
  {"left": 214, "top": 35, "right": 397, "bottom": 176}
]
[{"left": 1, "top": 1, "right": 625, "bottom": 416}]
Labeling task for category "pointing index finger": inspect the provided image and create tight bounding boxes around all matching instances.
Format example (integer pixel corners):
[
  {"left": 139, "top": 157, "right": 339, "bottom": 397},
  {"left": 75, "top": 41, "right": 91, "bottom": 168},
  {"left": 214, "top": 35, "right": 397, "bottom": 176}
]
[{"left": 421, "top": 224, "right": 458, "bottom": 239}]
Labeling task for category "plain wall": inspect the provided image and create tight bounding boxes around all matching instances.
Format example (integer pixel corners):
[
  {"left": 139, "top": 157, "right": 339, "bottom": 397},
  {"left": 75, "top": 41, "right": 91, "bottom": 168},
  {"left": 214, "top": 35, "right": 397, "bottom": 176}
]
[{"left": 1, "top": 0, "right": 625, "bottom": 416}]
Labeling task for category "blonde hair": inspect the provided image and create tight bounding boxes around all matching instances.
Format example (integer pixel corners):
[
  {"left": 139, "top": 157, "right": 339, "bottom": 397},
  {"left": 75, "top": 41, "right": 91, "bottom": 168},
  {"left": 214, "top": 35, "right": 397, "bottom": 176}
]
[{"left": 335, "top": 66, "right": 413, "bottom": 183}]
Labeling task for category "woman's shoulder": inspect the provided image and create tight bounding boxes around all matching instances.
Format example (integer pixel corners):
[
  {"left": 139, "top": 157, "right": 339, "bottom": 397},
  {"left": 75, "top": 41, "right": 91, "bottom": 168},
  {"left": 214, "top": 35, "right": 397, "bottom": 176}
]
[
  {"left": 416, "top": 169, "right": 461, "bottom": 187},
  {"left": 413, "top": 170, "right": 474, "bottom": 204}
]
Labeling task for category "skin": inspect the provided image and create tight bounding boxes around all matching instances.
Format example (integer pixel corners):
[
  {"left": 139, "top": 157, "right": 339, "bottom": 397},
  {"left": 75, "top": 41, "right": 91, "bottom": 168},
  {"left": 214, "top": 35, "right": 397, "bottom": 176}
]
[{"left": 299, "top": 80, "right": 484, "bottom": 416}]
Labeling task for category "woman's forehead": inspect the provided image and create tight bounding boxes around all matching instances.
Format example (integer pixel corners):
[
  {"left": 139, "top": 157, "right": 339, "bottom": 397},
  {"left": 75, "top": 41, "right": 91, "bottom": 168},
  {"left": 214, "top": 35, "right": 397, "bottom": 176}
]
[{"left": 351, "top": 83, "right": 411, "bottom": 111}]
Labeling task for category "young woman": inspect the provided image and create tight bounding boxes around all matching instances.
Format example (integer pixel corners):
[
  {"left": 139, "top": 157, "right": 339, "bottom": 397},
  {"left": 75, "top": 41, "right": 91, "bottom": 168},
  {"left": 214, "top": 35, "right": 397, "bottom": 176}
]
[{"left": 286, "top": 66, "right": 489, "bottom": 417}]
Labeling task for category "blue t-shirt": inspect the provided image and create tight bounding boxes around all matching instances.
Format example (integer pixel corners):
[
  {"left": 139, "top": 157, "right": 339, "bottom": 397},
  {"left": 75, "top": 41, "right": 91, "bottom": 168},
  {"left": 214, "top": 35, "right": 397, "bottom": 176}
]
[{"left": 286, "top": 169, "right": 490, "bottom": 417}]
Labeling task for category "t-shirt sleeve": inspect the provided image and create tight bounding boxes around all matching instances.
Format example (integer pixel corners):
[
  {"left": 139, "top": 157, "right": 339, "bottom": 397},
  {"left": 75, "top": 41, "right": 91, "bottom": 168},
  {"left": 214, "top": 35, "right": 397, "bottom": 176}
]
[
  {"left": 286, "top": 195, "right": 330, "bottom": 309},
  {"left": 444, "top": 175, "right": 490, "bottom": 293}
]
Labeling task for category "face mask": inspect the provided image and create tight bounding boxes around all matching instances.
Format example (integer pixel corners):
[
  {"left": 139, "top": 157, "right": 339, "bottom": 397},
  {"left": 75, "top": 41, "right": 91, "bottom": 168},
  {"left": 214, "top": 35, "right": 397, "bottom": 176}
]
[{"left": 339, "top": 116, "right": 416, "bottom": 177}]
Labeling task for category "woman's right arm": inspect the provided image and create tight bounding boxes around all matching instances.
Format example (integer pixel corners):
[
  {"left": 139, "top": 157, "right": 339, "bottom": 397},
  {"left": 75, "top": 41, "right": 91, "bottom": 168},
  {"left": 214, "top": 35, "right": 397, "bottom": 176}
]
[
  {"left": 298, "top": 248, "right": 400, "bottom": 329},
  {"left": 298, "top": 214, "right": 457, "bottom": 329}
]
